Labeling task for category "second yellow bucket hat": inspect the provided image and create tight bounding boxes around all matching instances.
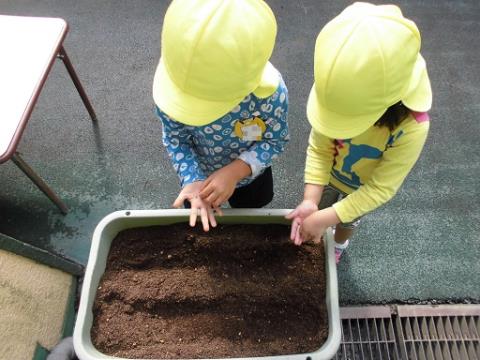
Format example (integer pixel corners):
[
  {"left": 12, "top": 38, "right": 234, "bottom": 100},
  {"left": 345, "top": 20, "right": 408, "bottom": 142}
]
[
  {"left": 307, "top": 2, "right": 432, "bottom": 139},
  {"left": 153, "top": 0, "right": 279, "bottom": 126}
]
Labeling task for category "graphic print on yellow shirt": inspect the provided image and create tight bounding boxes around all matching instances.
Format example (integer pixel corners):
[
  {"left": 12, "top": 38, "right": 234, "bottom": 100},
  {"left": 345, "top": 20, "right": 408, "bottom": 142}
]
[{"left": 330, "top": 127, "right": 405, "bottom": 193}]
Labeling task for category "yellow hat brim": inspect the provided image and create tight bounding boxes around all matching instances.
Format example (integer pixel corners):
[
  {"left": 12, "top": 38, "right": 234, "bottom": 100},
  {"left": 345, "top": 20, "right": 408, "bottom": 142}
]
[
  {"left": 307, "top": 85, "right": 385, "bottom": 139},
  {"left": 153, "top": 58, "right": 242, "bottom": 126},
  {"left": 253, "top": 61, "right": 280, "bottom": 99},
  {"left": 402, "top": 54, "right": 432, "bottom": 112},
  {"left": 153, "top": 59, "right": 279, "bottom": 126}
]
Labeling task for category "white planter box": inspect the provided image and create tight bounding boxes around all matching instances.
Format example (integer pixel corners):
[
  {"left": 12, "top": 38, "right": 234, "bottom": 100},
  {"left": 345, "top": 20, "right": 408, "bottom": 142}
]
[{"left": 74, "top": 209, "right": 341, "bottom": 360}]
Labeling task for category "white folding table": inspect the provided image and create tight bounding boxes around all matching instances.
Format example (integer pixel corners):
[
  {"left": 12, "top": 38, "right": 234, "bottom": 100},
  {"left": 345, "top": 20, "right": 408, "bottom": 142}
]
[{"left": 0, "top": 15, "right": 97, "bottom": 214}]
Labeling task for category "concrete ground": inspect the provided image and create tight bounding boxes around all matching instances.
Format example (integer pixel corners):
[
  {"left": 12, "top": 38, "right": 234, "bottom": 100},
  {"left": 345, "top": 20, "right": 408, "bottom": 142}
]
[{"left": 0, "top": 0, "right": 478, "bottom": 304}]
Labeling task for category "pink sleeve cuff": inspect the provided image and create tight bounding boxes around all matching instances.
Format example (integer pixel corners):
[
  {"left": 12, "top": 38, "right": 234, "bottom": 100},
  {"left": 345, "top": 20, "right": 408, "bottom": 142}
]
[{"left": 411, "top": 111, "right": 430, "bottom": 123}]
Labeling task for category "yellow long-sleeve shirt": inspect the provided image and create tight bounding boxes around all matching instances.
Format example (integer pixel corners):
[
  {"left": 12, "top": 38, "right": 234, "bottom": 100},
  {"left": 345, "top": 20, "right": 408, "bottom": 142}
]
[{"left": 305, "top": 113, "right": 430, "bottom": 223}]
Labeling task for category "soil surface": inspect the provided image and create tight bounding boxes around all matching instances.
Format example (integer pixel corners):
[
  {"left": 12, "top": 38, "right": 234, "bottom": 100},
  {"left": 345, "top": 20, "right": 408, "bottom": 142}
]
[{"left": 91, "top": 224, "right": 328, "bottom": 358}]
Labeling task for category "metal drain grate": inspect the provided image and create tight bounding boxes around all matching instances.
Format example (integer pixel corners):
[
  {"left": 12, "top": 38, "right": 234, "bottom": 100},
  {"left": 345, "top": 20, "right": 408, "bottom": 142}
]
[
  {"left": 334, "top": 305, "right": 480, "bottom": 360},
  {"left": 396, "top": 305, "right": 480, "bottom": 360},
  {"left": 334, "top": 306, "right": 402, "bottom": 360}
]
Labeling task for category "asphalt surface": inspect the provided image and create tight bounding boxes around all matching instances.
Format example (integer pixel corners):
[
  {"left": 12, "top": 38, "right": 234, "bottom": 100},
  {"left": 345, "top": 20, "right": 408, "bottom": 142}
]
[{"left": 0, "top": 0, "right": 479, "bottom": 304}]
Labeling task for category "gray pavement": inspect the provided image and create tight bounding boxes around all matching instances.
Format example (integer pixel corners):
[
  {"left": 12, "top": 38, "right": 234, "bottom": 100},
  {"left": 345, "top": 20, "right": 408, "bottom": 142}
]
[{"left": 0, "top": 0, "right": 479, "bottom": 304}]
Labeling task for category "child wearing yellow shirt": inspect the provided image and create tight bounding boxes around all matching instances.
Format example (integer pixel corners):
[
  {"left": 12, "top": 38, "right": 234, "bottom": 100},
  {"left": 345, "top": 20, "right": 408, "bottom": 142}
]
[{"left": 287, "top": 2, "right": 432, "bottom": 263}]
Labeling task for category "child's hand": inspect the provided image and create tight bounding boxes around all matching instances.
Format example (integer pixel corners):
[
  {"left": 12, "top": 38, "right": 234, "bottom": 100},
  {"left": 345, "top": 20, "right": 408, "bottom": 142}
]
[
  {"left": 285, "top": 200, "right": 318, "bottom": 244},
  {"left": 298, "top": 212, "right": 327, "bottom": 244},
  {"left": 200, "top": 168, "right": 237, "bottom": 208},
  {"left": 173, "top": 181, "right": 222, "bottom": 232},
  {"left": 200, "top": 160, "right": 251, "bottom": 208},
  {"left": 293, "top": 207, "right": 340, "bottom": 245},
  {"left": 293, "top": 207, "right": 341, "bottom": 246}
]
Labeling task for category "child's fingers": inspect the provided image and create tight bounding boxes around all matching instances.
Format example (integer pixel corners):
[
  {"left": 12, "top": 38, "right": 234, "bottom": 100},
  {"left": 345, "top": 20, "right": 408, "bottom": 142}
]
[
  {"left": 285, "top": 208, "right": 299, "bottom": 220},
  {"left": 173, "top": 193, "right": 187, "bottom": 208},
  {"left": 299, "top": 227, "right": 315, "bottom": 245},
  {"left": 214, "top": 207, "right": 224, "bottom": 216},
  {"left": 189, "top": 207, "right": 198, "bottom": 227},
  {"left": 294, "top": 226, "right": 303, "bottom": 246},
  {"left": 290, "top": 218, "right": 300, "bottom": 241},
  {"left": 200, "top": 177, "right": 212, "bottom": 189},
  {"left": 207, "top": 208, "right": 217, "bottom": 228},
  {"left": 200, "top": 207, "right": 210, "bottom": 232},
  {"left": 205, "top": 192, "right": 220, "bottom": 206},
  {"left": 213, "top": 194, "right": 228, "bottom": 208},
  {"left": 200, "top": 184, "right": 215, "bottom": 199}
]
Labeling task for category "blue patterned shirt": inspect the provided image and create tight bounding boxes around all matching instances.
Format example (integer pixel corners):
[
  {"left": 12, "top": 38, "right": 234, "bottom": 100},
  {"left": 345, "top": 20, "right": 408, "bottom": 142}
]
[{"left": 157, "top": 76, "right": 289, "bottom": 187}]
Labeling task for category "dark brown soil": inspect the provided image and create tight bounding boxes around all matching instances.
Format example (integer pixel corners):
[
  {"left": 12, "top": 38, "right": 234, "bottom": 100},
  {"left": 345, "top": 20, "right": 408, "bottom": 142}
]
[{"left": 91, "top": 224, "right": 328, "bottom": 358}]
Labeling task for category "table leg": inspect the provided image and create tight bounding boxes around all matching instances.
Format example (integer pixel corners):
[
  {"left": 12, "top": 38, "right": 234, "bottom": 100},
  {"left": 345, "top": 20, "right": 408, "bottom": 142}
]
[
  {"left": 58, "top": 46, "right": 97, "bottom": 121},
  {"left": 11, "top": 153, "right": 68, "bottom": 214}
]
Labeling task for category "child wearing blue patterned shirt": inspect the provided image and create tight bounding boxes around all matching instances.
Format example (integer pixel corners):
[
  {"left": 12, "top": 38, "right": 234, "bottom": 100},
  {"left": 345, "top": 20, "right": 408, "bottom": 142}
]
[
  {"left": 158, "top": 77, "right": 288, "bottom": 188},
  {"left": 152, "top": 0, "right": 289, "bottom": 231},
  {"left": 157, "top": 73, "right": 289, "bottom": 224}
]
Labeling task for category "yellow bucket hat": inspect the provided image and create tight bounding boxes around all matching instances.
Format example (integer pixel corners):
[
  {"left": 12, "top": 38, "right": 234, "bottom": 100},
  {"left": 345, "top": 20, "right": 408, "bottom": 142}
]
[
  {"left": 307, "top": 2, "right": 432, "bottom": 139},
  {"left": 153, "top": 0, "right": 279, "bottom": 126}
]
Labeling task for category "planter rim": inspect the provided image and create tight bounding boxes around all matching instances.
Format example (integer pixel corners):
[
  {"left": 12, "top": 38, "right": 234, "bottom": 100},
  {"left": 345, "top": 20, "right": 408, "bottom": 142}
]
[{"left": 74, "top": 209, "right": 341, "bottom": 360}]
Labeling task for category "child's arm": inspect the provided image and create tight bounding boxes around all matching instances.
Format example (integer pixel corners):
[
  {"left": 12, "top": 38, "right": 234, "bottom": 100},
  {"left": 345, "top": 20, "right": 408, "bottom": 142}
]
[
  {"left": 287, "top": 130, "right": 336, "bottom": 244},
  {"left": 160, "top": 112, "right": 218, "bottom": 231},
  {"left": 299, "top": 206, "right": 340, "bottom": 244},
  {"left": 286, "top": 184, "right": 322, "bottom": 244},
  {"left": 304, "top": 130, "right": 336, "bottom": 186},
  {"left": 332, "top": 121, "right": 429, "bottom": 223},
  {"left": 199, "top": 159, "right": 251, "bottom": 207},
  {"left": 160, "top": 112, "right": 207, "bottom": 187}
]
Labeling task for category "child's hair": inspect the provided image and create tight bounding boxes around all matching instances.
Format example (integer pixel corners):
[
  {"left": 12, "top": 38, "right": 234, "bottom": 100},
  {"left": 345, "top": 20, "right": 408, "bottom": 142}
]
[{"left": 375, "top": 102, "right": 410, "bottom": 131}]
